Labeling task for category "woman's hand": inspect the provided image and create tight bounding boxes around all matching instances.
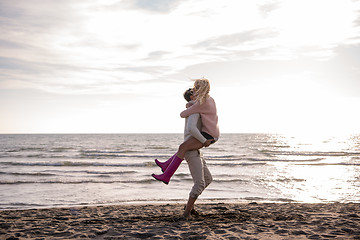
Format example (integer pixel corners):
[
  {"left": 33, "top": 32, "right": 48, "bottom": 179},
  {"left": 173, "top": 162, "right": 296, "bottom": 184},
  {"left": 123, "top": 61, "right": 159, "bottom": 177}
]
[
  {"left": 203, "top": 139, "right": 212, "bottom": 147},
  {"left": 186, "top": 102, "right": 194, "bottom": 108}
]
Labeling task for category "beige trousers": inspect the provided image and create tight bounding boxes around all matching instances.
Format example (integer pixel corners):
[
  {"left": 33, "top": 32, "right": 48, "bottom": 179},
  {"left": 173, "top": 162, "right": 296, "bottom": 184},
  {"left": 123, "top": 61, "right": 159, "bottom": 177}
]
[{"left": 185, "top": 150, "right": 213, "bottom": 199}]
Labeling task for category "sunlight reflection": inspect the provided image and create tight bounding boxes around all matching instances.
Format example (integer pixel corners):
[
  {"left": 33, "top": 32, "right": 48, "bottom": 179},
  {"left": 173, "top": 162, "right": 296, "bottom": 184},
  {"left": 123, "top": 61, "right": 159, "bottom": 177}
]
[
  {"left": 266, "top": 133, "right": 360, "bottom": 202},
  {"left": 270, "top": 164, "right": 358, "bottom": 203}
]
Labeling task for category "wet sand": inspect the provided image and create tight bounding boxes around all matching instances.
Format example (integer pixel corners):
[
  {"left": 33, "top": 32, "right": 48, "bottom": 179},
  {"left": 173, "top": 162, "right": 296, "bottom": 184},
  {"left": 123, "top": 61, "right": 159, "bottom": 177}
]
[{"left": 1, "top": 202, "right": 360, "bottom": 239}]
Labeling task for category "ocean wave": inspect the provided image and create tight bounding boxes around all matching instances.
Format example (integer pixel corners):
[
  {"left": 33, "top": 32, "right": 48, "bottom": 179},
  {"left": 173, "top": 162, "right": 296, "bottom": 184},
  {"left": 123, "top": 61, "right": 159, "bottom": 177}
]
[
  {"left": 206, "top": 156, "right": 354, "bottom": 165},
  {"left": 243, "top": 197, "right": 295, "bottom": 202},
  {"left": 0, "top": 149, "right": 160, "bottom": 159},
  {"left": 15, "top": 147, "right": 48, "bottom": 152},
  {"left": 0, "top": 153, "right": 73, "bottom": 159},
  {"left": 79, "top": 152, "right": 170, "bottom": 159},
  {"left": 0, "top": 161, "right": 156, "bottom": 167},
  {"left": 0, "top": 170, "right": 137, "bottom": 177},
  {"left": 275, "top": 177, "right": 306, "bottom": 183},
  {"left": 81, "top": 149, "right": 139, "bottom": 154},
  {"left": 263, "top": 150, "right": 360, "bottom": 157},
  {"left": 0, "top": 153, "right": 163, "bottom": 160},
  {"left": 295, "top": 162, "right": 360, "bottom": 166},
  {"left": 0, "top": 202, "right": 47, "bottom": 209},
  {"left": 207, "top": 162, "right": 267, "bottom": 166},
  {"left": 0, "top": 171, "right": 56, "bottom": 176},
  {"left": 206, "top": 155, "right": 241, "bottom": 160},
  {"left": 68, "top": 170, "right": 137, "bottom": 175},
  {"left": 0, "top": 178, "right": 154, "bottom": 185},
  {"left": 145, "top": 146, "right": 172, "bottom": 150},
  {"left": 213, "top": 178, "right": 250, "bottom": 183},
  {"left": 206, "top": 156, "right": 325, "bottom": 163}
]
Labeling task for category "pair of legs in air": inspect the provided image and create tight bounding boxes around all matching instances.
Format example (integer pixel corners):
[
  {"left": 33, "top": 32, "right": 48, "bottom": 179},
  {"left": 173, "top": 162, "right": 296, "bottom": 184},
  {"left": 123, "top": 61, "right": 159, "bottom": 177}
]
[{"left": 152, "top": 137, "right": 204, "bottom": 184}]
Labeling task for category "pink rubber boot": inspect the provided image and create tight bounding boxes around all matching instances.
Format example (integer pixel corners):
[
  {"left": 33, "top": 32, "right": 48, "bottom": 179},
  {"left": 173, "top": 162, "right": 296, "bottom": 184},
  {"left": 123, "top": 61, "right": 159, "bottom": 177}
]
[
  {"left": 152, "top": 155, "right": 183, "bottom": 185},
  {"left": 155, "top": 153, "right": 177, "bottom": 172}
]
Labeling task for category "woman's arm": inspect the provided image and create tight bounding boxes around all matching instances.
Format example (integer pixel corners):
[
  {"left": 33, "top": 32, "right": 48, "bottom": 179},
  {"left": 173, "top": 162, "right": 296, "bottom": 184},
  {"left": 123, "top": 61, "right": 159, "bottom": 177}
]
[
  {"left": 185, "top": 100, "right": 195, "bottom": 108},
  {"left": 180, "top": 102, "right": 201, "bottom": 118}
]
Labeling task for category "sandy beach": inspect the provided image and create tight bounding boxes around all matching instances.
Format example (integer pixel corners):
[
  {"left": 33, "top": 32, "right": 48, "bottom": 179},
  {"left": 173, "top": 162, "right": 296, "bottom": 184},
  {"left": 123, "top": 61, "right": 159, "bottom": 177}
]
[{"left": 1, "top": 202, "right": 360, "bottom": 240}]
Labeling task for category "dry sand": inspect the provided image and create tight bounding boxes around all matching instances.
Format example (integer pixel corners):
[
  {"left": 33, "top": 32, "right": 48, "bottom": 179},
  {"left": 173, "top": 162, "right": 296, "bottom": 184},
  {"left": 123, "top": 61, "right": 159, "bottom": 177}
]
[{"left": 1, "top": 202, "right": 360, "bottom": 239}]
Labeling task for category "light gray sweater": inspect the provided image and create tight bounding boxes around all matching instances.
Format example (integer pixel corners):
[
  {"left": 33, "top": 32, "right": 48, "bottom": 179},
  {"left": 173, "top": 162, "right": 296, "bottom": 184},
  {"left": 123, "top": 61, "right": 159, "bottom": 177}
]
[{"left": 184, "top": 113, "right": 207, "bottom": 143}]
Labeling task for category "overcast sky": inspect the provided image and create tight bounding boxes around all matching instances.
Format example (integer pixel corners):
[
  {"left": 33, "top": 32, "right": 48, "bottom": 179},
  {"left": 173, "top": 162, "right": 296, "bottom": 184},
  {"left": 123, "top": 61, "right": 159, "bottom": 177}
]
[{"left": 1, "top": 0, "right": 360, "bottom": 134}]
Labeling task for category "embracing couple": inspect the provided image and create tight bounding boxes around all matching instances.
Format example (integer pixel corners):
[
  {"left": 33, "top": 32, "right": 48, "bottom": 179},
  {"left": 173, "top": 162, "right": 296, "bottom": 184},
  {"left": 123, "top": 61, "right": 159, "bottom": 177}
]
[{"left": 152, "top": 78, "right": 220, "bottom": 218}]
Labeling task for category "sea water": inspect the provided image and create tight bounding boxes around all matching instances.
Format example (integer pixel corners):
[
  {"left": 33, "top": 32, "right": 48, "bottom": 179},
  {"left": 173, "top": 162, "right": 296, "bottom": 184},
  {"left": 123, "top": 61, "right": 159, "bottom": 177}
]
[{"left": 0, "top": 133, "right": 359, "bottom": 209}]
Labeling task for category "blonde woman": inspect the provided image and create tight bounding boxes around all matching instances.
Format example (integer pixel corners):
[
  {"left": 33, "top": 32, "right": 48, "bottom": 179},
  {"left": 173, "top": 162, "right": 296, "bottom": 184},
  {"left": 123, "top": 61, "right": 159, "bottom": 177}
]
[{"left": 152, "top": 78, "right": 220, "bottom": 186}]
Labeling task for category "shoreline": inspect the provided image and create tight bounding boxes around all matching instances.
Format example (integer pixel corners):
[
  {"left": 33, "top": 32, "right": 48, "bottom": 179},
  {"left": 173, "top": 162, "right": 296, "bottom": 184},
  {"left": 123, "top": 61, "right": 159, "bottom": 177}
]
[
  {"left": 0, "top": 199, "right": 298, "bottom": 212},
  {"left": 2, "top": 197, "right": 357, "bottom": 211},
  {"left": 1, "top": 202, "right": 360, "bottom": 239},
  {"left": 1, "top": 199, "right": 356, "bottom": 212}
]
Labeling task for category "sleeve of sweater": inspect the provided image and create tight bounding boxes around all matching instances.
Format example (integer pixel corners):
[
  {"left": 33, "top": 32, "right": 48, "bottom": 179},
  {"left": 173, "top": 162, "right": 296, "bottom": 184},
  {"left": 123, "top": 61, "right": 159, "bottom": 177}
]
[
  {"left": 180, "top": 102, "right": 202, "bottom": 118},
  {"left": 187, "top": 114, "right": 207, "bottom": 144}
]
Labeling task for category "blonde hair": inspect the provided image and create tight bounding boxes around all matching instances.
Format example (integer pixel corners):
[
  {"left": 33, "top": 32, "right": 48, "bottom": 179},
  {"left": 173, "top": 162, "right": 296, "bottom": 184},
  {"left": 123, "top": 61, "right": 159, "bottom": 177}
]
[{"left": 193, "top": 78, "right": 210, "bottom": 104}]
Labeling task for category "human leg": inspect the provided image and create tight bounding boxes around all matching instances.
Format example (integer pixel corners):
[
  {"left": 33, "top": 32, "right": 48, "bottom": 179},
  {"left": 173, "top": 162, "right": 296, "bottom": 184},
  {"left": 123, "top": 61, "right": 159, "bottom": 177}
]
[
  {"left": 155, "top": 153, "right": 177, "bottom": 172},
  {"left": 201, "top": 153, "right": 213, "bottom": 188},
  {"left": 176, "top": 137, "right": 204, "bottom": 159},
  {"left": 152, "top": 154, "right": 183, "bottom": 184},
  {"left": 183, "top": 196, "right": 197, "bottom": 218},
  {"left": 184, "top": 150, "right": 206, "bottom": 217},
  {"left": 152, "top": 137, "right": 203, "bottom": 184},
  {"left": 186, "top": 151, "right": 206, "bottom": 198}
]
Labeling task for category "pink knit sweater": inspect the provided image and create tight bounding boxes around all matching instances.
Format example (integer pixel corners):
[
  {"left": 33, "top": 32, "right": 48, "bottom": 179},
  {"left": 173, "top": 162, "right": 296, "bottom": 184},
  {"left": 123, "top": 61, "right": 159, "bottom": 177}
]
[{"left": 180, "top": 96, "right": 220, "bottom": 139}]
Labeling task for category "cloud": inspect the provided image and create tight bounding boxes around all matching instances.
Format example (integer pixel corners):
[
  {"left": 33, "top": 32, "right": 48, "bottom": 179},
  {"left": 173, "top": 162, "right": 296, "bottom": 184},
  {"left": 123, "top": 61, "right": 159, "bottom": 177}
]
[
  {"left": 0, "top": 39, "right": 23, "bottom": 49},
  {"left": 1, "top": 0, "right": 360, "bottom": 133},
  {"left": 145, "top": 51, "right": 172, "bottom": 60},
  {"left": 130, "top": 0, "right": 182, "bottom": 13},
  {"left": 192, "top": 29, "right": 278, "bottom": 49},
  {"left": 257, "top": 0, "right": 281, "bottom": 17},
  {"left": 190, "top": 29, "right": 279, "bottom": 61},
  {"left": 180, "top": 44, "right": 360, "bottom": 97},
  {"left": 0, "top": 0, "right": 360, "bottom": 96},
  {"left": 0, "top": 0, "right": 79, "bottom": 32}
]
